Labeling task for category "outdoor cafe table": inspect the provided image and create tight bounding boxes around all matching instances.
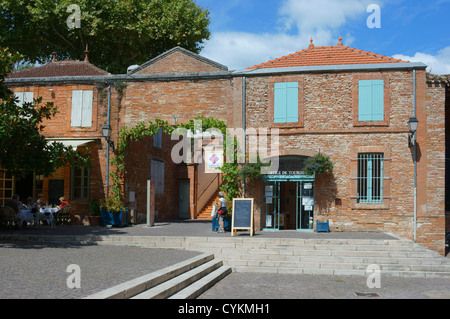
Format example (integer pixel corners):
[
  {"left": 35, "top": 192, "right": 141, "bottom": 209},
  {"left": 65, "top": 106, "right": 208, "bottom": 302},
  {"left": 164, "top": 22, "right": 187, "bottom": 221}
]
[
  {"left": 17, "top": 207, "right": 58, "bottom": 229},
  {"left": 17, "top": 210, "right": 34, "bottom": 228},
  {"left": 36, "top": 207, "right": 58, "bottom": 229}
]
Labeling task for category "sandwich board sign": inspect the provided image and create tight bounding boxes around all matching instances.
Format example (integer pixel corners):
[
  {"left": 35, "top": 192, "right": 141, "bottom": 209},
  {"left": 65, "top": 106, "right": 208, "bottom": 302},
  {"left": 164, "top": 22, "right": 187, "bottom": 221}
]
[{"left": 231, "top": 198, "right": 254, "bottom": 236}]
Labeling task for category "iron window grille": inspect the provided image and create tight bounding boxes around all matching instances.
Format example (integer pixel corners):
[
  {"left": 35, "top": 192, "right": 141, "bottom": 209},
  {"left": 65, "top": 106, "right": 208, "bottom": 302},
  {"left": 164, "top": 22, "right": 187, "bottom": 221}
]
[{"left": 357, "top": 153, "right": 384, "bottom": 203}]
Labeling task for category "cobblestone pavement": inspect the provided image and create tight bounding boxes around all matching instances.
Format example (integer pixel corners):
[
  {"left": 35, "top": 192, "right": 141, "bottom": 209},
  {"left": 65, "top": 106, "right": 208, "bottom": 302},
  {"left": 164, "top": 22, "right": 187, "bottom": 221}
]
[
  {"left": 197, "top": 272, "right": 450, "bottom": 299},
  {"left": 0, "top": 222, "right": 449, "bottom": 299},
  {"left": 0, "top": 240, "right": 200, "bottom": 299}
]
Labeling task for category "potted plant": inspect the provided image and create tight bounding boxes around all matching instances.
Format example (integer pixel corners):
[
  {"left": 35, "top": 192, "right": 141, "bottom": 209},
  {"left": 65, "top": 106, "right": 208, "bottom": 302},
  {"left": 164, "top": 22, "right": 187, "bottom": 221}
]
[
  {"left": 100, "top": 197, "right": 128, "bottom": 227},
  {"left": 88, "top": 199, "right": 101, "bottom": 226},
  {"left": 302, "top": 153, "right": 334, "bottom": 176}
]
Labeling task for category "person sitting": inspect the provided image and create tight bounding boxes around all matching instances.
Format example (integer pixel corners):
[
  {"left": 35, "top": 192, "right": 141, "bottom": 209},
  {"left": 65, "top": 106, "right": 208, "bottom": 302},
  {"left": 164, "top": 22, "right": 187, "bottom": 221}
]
[
  {"left": 25, "top": 197, "right": 33, "bottom": 209},
  {"left": 58, "top": 197, "right": 69, "bottom": 209},
  {"left": 31, "top": 194, "right": 44, "bottom": 213},
  {"left": 5, "top": 194, "right": 20, "bottom": 214}
]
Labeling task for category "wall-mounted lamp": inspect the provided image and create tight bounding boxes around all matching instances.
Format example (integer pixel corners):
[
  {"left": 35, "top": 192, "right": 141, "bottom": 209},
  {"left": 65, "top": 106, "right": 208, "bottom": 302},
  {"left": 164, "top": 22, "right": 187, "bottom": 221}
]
[
  {"left": 102, "top": 124, "right": 115, "bottom": 152},
  {"left": 408, "top": 117, "right": 418, "bottom": 148}
]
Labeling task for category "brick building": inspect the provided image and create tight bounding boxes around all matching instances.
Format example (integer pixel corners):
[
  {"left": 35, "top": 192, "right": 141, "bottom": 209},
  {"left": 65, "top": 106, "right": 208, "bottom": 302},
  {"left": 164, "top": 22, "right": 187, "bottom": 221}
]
[
  {"left": 3, "top": 51, "right": 123, "bottom": 221},
  {"left": 235, "top": 38, "right": 448, "bottom": 255},
  {"left": 3, "top": 41, "right": 448, "bottom": 255}
]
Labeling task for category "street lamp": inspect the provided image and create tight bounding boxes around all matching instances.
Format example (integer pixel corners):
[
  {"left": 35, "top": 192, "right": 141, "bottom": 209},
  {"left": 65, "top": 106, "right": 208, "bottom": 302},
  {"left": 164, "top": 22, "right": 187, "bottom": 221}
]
[
  {"left": 408, "top": 117, "right": 418, "bottom": 148},
  {"left": 102, "top": 124, "right": 115, "bottom": 152}
]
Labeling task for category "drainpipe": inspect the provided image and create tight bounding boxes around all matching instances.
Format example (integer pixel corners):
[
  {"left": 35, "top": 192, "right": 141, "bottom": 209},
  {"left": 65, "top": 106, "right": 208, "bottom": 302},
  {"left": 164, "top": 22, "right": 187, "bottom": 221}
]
[
  {"left": 242, "top": 76, "right": 246, "bottom": 197},
  {"left": 106, "top": 84, "right": 112, "bottom": 193},
  {"left": 413, "top": 70, "right": 417, "bottom": 242}
]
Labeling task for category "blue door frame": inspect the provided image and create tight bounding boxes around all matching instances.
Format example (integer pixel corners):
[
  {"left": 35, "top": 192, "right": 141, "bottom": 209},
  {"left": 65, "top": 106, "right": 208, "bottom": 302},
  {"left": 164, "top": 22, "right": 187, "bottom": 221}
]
[{"left": 262, "top": 175, "right": 315, "bottom": 231}]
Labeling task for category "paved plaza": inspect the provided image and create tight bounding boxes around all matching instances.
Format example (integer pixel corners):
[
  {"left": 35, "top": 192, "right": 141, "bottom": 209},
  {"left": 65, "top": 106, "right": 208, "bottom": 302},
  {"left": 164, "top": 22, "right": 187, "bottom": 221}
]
[{"left": 0, "top": 222, "right": 449, "bottom": 299}]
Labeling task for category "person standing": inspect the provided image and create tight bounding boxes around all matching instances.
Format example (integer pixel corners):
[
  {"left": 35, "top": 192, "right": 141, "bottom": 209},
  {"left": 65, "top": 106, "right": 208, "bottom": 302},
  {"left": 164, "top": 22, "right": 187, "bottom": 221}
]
[{"left": 216, "top": 191, "right": 227, "bottom": 233}]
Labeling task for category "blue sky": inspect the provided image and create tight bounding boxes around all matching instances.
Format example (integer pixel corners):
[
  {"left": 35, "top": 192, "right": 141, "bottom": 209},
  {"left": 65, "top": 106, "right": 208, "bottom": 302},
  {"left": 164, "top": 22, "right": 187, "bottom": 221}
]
[{"left": 196, "top": 0, "right": 450, "bottom": 74}]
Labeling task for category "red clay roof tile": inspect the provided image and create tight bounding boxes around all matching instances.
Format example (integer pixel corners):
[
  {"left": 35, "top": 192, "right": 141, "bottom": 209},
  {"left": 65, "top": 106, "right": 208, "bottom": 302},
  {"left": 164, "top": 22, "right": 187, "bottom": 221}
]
[
  {"left": 7, "top": 60, "right": 110, "bottom": 78},
  {"left": 248, "top": 40, "right": 409, "bottom": 70}
]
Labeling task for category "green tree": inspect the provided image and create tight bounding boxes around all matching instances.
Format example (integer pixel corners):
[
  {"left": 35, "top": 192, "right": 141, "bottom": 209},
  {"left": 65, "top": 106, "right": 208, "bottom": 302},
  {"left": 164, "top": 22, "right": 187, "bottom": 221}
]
[
  {"left": 0, "top": 0, "right": 211, "bottom": 73},
  {"left": 0, "top": 48, "right": 89, "bottom": 179}
]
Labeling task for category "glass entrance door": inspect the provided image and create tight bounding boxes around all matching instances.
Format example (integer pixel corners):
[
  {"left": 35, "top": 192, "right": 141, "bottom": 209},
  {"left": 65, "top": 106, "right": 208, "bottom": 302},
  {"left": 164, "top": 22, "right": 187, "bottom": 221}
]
[
  {"left": 296, "top": 181, "right": 315, "bottom": 230},
  {"left": 262, "top": 181, "right": 280, "bottom": 230}
]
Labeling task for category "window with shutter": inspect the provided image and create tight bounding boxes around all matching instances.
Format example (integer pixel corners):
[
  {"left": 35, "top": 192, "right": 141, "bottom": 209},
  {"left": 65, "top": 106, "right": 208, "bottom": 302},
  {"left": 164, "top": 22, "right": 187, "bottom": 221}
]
[
  {"left": 71, "top": 90, "right": 93, "bottom": 127},
  {"left": 358, "top": 80, "right": 384, "bottom": 122},
  {"left": 14, "top": 92, "right": 34, "bottom": 107},
  {"left": 274, "top": 82, "right": 299, "bottom": 124}
]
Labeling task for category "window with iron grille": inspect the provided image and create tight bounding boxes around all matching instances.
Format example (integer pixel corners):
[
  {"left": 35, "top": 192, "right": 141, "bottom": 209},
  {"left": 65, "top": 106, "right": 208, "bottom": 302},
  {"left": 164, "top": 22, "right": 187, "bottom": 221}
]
[{"left": 357, "top": 153, "right": 383, "bottom": 203}]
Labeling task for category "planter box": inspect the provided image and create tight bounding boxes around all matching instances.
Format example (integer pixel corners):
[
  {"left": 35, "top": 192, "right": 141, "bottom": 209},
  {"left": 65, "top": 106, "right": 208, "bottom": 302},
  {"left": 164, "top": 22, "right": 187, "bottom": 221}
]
[
  {"left": 212, "top": 216, "right": 231, "bottom": 231},
  {"left": 88, "top": 216, "right": 101, "bottom": 226},
  {"left": 101, "top": 207, "right": 128, "bottom": 227},
  {"left": 316, "top": 220, "right": 329, "bottom": 233}
]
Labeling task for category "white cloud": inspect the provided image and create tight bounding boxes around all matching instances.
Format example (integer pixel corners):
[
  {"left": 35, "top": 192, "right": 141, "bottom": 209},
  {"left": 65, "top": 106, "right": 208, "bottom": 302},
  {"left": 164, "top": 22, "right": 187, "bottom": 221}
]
[
  {"left": 393, "top": 47, "right": 450, "bottom": 75},
  {"left": 202, "top": 32, "right": 310, "bottom": 70},
  {"left": 201, "top": 0, "right": 377, "bottom": 70},
  {"left": 278, "top": 0, "right": 373, "bottom": 36}
]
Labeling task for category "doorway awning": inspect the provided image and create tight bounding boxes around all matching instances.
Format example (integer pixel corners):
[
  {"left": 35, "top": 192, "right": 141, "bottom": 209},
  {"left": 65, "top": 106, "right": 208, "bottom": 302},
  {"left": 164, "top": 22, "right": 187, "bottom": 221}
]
[
  {"left": 47, "top": 138, "right": 99, "bottom": 150},
  {"left": 263, "top": 174, "right": 315, "bottom": 182}
]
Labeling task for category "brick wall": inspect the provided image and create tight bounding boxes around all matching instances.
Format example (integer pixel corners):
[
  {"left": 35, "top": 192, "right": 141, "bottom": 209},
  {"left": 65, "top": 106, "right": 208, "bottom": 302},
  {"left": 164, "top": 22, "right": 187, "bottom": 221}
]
[
  {"left": 422, "top": 79, "right": 447, "bottom": 252},
  {"left": 134, "top": 49, "right": 225, "bottom": 74},
  {"left": 124, "top": 78, "right": 236, "bottom": 126}
]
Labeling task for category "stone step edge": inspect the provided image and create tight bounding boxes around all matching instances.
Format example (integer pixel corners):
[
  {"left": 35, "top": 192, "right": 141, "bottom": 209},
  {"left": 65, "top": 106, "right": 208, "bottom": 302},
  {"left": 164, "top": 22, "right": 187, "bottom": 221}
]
[
  {"left": 83, "top": 253, "right": 214, "bottom": 299},
  {"left": 0, "top": 234, "right": 414, "bottom": 247},
  {"left": 218, "top": 255, "right": 448, "bottom": 265},
  {"left": 223, "top": 260, "right": 450, "bottom": 272},
  {"left": 232, "top": 266, "right": 450, "bottom": 278},
  {"left": 168, "top": 266, "right": 232, "bottom": 299},
  {"left": 130, "top": 259, "right": 223, "bottom": 299}
]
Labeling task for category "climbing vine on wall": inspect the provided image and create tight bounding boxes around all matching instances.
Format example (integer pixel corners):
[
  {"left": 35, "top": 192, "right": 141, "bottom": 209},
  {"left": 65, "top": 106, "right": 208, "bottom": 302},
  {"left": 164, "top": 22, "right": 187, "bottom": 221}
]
[{"left": 108, "top": 115, "right": 245, "bottom": 209}]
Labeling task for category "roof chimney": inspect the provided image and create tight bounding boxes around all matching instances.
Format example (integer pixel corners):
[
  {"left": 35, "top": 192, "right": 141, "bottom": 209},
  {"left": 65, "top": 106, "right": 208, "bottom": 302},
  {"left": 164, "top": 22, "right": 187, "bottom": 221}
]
[
  {"left": 52, "top": 52, "right": 57, "bottom": 62},
  {"left": 337, "top": 36, "right": 343, "bottom": 46},
  {"left": 84, "top": 44, "right": 89, "bottom": 62},
  {"left": 308, "top": 37, "right": 315, "bottom": 49}
]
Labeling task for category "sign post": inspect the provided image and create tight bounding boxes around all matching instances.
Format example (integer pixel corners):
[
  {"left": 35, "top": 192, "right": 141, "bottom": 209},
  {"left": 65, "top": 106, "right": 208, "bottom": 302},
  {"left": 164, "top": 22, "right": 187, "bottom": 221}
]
[
  {"left": 231, "top": 198, "right": 254, "bottom": 236},
  {"left": 147, "top": 180, "right": 152, "bottom": 227}
]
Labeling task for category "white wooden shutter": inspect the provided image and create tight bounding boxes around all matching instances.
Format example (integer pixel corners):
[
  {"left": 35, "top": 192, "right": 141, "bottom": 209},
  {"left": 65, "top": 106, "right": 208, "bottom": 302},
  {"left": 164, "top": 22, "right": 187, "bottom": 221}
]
[
  {"left": 14, "top": 92, "right": 24, "bottom": 107},
  {"left": 14, "top": 92, "right": 32, "bottom": 107},
  {"left": 24, "top": 92, "right": 34, "bottom": 104},
  {"left": 71, "top": 90, "right": 83, "bottom": 127},
  {"left": 81, "top": 90, "right": 93, "bottom": 127}
]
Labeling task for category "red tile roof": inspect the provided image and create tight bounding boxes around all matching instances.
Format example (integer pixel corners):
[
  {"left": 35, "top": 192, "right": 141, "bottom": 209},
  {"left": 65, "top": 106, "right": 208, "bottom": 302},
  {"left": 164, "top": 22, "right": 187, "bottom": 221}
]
[
  {"left": 7, "top": 60, "right": 110, "bottom": 78},
  {"left": 427, "top": 73, "right": 450, "bottom": 84},
  {"left": 248, "top": 37, "right": 409, "bottom": 70}
]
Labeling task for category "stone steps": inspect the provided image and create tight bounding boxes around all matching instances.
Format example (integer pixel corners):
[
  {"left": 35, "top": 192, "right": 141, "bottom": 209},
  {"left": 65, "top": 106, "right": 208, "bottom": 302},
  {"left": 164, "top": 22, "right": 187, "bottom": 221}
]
[
  {"left": 90, "top": 235, "right": 450, "bottom": 278},
  {"left": 5, "top": 232, "right": 449, "bottom": 280},
  {"left": 83, "top": 253, "right": 231, "bottom": 299}
]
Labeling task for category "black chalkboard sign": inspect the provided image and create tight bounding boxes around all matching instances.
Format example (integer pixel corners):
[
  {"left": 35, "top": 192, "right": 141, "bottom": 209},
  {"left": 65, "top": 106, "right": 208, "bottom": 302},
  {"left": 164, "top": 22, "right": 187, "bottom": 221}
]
[{"left": 231, "top": 198, "right": 254, "bottom": 236}]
